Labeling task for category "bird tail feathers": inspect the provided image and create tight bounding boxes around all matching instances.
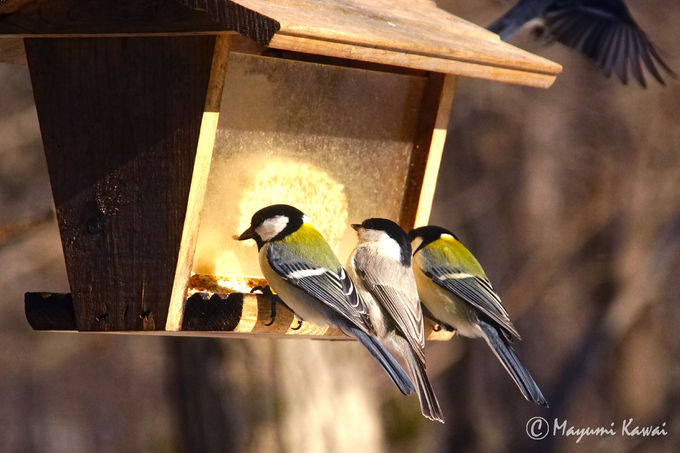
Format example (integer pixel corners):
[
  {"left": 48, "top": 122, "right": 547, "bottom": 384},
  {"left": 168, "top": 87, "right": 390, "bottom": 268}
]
[
  {"left": 479, "top": 319, "right": 548, "bottom": 407},
  {"left": 343, "top": 325, "right": 415, "bottom": 396},
  {"left": 404, "top": 347, "right": 445, "bottom": 423}
]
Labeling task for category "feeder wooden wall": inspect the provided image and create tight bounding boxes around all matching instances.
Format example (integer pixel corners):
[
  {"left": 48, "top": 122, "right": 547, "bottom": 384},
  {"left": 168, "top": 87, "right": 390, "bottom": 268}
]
[{"left": 0, "top": 0, "right": 560, "bottom": 338}]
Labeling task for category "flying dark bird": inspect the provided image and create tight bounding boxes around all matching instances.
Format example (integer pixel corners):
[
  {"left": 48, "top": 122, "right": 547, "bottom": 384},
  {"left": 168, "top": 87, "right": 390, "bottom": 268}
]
[{"left": 488, "top": 0, "right": 674, "bottom": 86}]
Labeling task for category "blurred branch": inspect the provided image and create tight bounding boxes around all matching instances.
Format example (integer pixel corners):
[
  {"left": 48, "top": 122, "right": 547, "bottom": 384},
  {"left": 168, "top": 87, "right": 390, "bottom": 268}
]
[
  {"left": 503, "top": 185, "right": 619, "bottom": 320},
  {"left": 0, "top": 210, "right": 54, "bottom": 245},
  {"left": 530, "top": 206, "right": 680, "bottom": 452}
]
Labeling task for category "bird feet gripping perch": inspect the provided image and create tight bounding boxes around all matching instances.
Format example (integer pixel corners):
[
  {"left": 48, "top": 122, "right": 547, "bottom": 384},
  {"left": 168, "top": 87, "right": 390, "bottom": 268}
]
[
  {"left": 251, "top": 285, "right": 278, "bottom": 326},
  {"left": 250, "top": 285, "right": 304, "bottom": 329},
  {"left": 291, "top": 317, "right": 304, "bottom": 331}
]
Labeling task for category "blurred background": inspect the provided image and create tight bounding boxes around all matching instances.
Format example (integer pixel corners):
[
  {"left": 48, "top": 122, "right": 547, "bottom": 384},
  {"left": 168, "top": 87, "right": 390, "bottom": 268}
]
[{"left": 1, "top": 1, "right": 678, "bottom": 451}]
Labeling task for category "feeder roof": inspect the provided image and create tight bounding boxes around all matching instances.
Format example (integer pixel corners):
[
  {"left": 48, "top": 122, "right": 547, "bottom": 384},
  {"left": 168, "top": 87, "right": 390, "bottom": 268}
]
[
  {"left": 199, "top": 0, "right": 562, "bottom": 88},
  {"left": 0, "top": 0, "right": 561, "bottom": 87}
]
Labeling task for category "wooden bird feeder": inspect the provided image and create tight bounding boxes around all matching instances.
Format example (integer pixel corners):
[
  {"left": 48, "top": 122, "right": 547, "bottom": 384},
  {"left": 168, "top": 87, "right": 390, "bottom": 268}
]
[{"left": 0, "top": 0, "right": 561, "bottom": 339}]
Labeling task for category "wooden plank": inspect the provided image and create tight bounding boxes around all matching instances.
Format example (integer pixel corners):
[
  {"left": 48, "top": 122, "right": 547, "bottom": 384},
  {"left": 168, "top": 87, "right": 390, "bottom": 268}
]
[
  {"left": 398, "top": 73, "right": 456, "bottom": 230},
  {"left": 184, "top": 293, "right": 345, "bottom": 337},
  {"left": 398, "top": 73, "right": 445, "bottom": 229},
  {"left": 233, "top": 0, "right": 561, "bottom": 84},
  {"left": 235, "top": 0, "right": 499, "bottom": 42},
  {"left": 0, "top": 0, "right": 279, "bottom": 41},
  {"left": 254, "top": 46, "right": 428, "bottom": 77},
  {"left": 166, "top": 34, "right": 231, "bottom": 331},
  {"left": 25, "top": 36, "right": 215, "bottom": 330},
  {"left": 2, "top": 0, "right": 560, "bottom": 86},
  {"left": 413, "top": 75, "right": 457, "bottom": 227},
  {"left": 175, "top": 0, "right": 280, "bottom": 44},
  {"left": 25, "top": 292, "right": 456, "bottom": 340},
  {"left": 268, "top": 34, "right": 557, "bottom": 89}
]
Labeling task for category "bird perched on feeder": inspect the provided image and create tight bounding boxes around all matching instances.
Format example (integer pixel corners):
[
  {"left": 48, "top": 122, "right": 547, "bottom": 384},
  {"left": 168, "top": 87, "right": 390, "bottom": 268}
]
[
  {"left": 488, "top": 0, "right": 674, "bottom": 86},
  {"left": 237, "top": 204, "right": 415, "bottom": 396},
  {"left": 408, "top": 225, "right": 548, "bottom": 407},
  {"left": 348, "top": 218, "right": 444, "bottom": 423}
]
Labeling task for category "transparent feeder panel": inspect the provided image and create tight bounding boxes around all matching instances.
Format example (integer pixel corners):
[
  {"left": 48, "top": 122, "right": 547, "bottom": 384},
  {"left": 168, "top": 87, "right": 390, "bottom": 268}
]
[{"left": 194, "top": 52, "right": 427, "bottom": 278}]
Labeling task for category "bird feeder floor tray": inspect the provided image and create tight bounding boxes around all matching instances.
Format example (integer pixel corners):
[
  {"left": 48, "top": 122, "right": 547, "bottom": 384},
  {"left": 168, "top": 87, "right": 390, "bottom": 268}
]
[{"left": 25, "top": 273, "right": 455, "bottom": 341}]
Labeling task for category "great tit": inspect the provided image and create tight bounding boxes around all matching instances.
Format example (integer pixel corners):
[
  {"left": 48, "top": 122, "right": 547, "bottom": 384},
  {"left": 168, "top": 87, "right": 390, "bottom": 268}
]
[
  {"left": 348, "top": 218, "right": 444, "bottom": 423},
  {"left": 488, "top": 0, "right": 673, "bottom": 86},
  {"left": 238, "top": 204, "right": 414, "bottom": 396},
  {"left": 408, "top": 225, "right": 548, "bottom": 407}
]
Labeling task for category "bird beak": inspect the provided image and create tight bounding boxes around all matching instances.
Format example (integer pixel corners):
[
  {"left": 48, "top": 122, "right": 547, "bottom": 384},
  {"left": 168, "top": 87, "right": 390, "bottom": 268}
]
[
  {"left": 237, "top": 226, "right": 254, "bottom": 241},
  {"left": 351, "top": 224, "right": 361, "bottom": 231}
]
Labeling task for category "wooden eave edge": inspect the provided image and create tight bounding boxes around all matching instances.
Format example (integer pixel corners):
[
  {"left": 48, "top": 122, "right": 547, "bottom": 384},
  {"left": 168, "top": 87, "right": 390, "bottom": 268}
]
[
  {"left": 0, "top": 0, "right": 560, "bottom": 87},
  {"left": 268, "top": 31, "right": 561, "bottom": 88}
]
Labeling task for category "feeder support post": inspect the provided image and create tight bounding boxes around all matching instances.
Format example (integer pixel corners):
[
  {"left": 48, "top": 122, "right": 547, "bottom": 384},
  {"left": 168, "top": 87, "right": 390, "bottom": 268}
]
[{"left": 26, "top": 35, "right": 216, "bottom": 330}]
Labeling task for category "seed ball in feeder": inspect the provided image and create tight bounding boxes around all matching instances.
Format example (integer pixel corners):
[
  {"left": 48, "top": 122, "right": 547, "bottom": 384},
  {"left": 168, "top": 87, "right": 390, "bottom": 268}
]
[{"left": 194, "top": 155, "right": 349, "bottom": 284}]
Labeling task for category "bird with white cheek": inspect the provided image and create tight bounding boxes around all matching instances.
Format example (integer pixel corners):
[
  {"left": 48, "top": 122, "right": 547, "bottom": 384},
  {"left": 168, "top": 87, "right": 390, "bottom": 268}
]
[
  {"left": 408, "top": 225, "right": 548, "bottom": 407},
  {"left": 348, "top": 218, "right": 444, "bottom": 423},
  {"left": 237, "top": 204, "right": 414, "bottom": 396}
]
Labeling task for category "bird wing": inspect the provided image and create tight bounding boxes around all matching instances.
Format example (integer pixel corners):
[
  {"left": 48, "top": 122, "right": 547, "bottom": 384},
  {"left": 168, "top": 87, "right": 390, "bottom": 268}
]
[
  {"left": 488, "top": 0, "right": 550, "bottom": 41},
  {"left": 420, "top": 253, "right": 521, "bottom": 340},
  {"left": 353, "top": 249, "right": 425, "bottom": 360},
  {"left": 544, "top": 0, "right": 674, "bottom": 86},
  {"left": 266, "top": 241, "right": 373, "bottom": 334}
]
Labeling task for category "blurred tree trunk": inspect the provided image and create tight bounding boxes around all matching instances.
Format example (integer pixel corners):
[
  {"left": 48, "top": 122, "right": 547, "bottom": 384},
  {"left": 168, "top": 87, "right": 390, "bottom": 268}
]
[
  {"left": 166, "top": 338, "right": 237, "bottom": 453},
  {"left": 272, "top": 340, "right": 387, "bottom": 453},
  {"left": 166, "top": 337, "right": 387, "bottom": 453}
]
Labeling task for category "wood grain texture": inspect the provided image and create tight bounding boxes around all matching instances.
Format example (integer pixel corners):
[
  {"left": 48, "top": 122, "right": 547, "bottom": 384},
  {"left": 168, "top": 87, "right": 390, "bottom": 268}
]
[
  {"left": 1, "top": 0, "right": 560, "bottom": 86},
  {"left": 0, "top": 0, "right": 277, "bottom": 38},
  {"left": 184, "top": 293, "right": 347, "bottom": 337},
  {"left": 413, "top": 74, "right": 457, "bottom": 228},
  {"left": 26, "top": 36, "right": 215, "bottom": 331},
  {"left": 235, "top": 0, "right": 561, "bottom": 86},
  {"left": 257, "top": 45, "right": 427, "bottom": 77},
  {"left": 268, "top": 34, "right": 557, "bottom": 88},
  {"left": 175, "top": 0, "right": 279, "bottom": 44},
  {"left": 399, "top": 73, "right": 457, "bottom": 230},
  {"left": 25, "top": 292, "right": 456, "bottom": 340},
  {"left": 165, "top": 34, "right": 231, "bottom": 331}
]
